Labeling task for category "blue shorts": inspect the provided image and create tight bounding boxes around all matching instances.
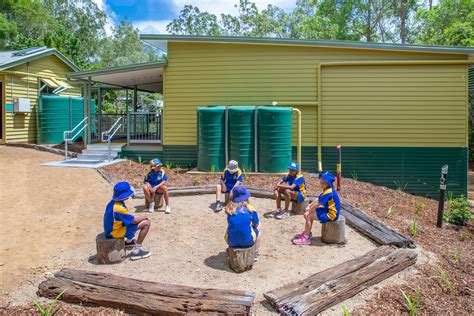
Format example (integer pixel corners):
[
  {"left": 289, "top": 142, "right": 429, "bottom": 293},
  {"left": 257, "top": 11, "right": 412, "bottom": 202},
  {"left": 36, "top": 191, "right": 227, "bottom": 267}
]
[
  {"left": 223, "top": 183, "right": 234, "bottom": 193},
  {"left": 292, "top": 191, "right": 305, "bottom": 203},
  {"left": 316, "top": 208, "right": 338, "bottom": 224},
  {"left": 125, "top": 224, "right": 139, "bottom": 240}
]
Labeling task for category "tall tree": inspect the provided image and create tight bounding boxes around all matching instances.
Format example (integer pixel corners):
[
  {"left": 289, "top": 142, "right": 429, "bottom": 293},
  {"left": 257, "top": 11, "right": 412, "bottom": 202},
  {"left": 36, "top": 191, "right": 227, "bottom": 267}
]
[
  {"left": 166, "top": 5, "right": 221, "bottom": 36},
  {"left": 416, "top": 0, "right": 474, "bottom": 46}
]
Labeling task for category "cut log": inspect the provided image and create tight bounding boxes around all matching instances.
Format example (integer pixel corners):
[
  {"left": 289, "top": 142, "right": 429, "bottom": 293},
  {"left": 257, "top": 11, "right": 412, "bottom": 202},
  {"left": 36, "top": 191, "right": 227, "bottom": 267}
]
[
  {"left": 227, "top": 247, "right": 255, "bottom": 273},
  {"left": 144, "top": 193, "right": 164, "bottom": 209},
  {"left": 291, "top": 200, "right": 308, "bottom": 215},
  {"left": 95, "top": 233, "right": 125, "bottom": 264},
  {"left": 341, "top": 202, "right": 414, "bottom": 248},
  {"left": 321, "top": 215, "right": 346, "bottom": 244},
  {"left": 38, "top": 268, "right": 255, "bottom": 315},
  {"left": 263, "top": 246, "right": 417, "bottom": 315}
]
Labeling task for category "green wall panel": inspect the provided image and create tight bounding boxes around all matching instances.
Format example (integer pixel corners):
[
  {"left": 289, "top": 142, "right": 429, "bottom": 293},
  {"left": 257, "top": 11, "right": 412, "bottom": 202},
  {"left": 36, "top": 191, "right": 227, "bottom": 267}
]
[
  {"left": 292, "top": 146, "right": 467, "bottom": 199},
  {"left": 163, "top": 145, "right": 197, "bottom": 168},
  {"left": 119, "top": 150, "right": 163, "bottom": 163}
]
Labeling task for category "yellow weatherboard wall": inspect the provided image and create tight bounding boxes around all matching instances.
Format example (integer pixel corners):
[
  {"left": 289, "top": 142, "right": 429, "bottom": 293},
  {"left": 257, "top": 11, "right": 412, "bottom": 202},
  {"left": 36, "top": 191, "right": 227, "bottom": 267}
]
[
  {"left": 321, "top": 64, "right": 468, "bottom": 147},
  {"left": 3, "top": 55, "right": 81, "bottom": 143},
  {"left": 163, "top": 41, "right": 464, "bottom": 146}
]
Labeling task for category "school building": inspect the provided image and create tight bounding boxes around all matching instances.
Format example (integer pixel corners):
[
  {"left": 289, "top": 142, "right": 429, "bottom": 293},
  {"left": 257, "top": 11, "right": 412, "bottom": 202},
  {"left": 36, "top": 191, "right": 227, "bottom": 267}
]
[{"left": 34, "top": 36, "right": 474, "bottom": 197}]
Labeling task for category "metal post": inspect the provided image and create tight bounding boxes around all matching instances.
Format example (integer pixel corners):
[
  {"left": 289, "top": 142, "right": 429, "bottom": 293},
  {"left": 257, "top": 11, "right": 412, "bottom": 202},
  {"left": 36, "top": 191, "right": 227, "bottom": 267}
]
[
  {"left": 336, "top": 144, "right": 342, "bottom": 191},
  {"left": 127, "top": 112, "right": 131, "bottom": 145},
  {"left": 65, "top": 136, "right": 68, "bottom": 160},
  {"left": 254, "top": 107, "right": 258, "bottom": 172},
  {"left": 437, "top": 165, "right": 449, "bottom": 228},
  {"left": 85, "top": 77, "right": 92, "bottom": 145},
  {"left": 225, "top": 107, "right": 228, "bottom": 164},
  {"left": 98, "top": 87, "right": 102, "bottom": 141}
]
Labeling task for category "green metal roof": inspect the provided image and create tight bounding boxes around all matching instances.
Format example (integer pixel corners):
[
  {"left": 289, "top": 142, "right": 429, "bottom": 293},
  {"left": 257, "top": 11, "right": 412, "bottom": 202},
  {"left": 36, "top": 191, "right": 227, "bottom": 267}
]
[
  {"left": 67, "top": 61, "right": 167, "bottom": 79},
  {"left": 0, "top": 47, "right": 80, "bottom": 71},
  {"left": 140, "top": 34, "right": 474, "bottom": 55}
]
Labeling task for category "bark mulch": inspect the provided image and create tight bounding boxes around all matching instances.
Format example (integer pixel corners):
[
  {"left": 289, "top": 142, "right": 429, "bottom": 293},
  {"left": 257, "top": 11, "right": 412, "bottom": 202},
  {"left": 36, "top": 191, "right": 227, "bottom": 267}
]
[
  {"left": 0, "top": 302, "right": 124, "bottom": 315},
  {"left": 102, "top": 160, "right": 473, "bottom": 315}
]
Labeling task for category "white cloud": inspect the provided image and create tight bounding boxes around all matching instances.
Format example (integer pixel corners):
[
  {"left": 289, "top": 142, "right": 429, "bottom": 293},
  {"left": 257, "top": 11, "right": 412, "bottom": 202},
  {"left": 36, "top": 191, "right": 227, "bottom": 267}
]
[
  {"left": 134, "top": 20, "right": 172, "bottom": 34},
  {"left": 134, "top": 0, "right": 296, "bottom": 35},
  {"left": 92, "top": 0, "right": 118, "bottom": 35}
]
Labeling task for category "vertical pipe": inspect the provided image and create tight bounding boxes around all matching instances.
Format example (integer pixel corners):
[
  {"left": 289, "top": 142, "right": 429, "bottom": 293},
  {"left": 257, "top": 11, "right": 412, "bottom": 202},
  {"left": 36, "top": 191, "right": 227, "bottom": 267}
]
[
  {"left": 437, "top": 165, "right": 449, "bottom": 228},
  {"left": 317, "top": 64, "right": 322, "bottom": 172},
  {"left": 336, "top": 144, "right": 342, "bottom": 191},
  {"left": 292, "top": 108, "right": 302, "bottom": 170},
  {"left": 127, "top": 112, "right": 131, "bottom": 145},
  {"left": 98, "top": 87, "right": 102, "bottom": 141},
  {"left": 254, "top": 107, "right": 258, "bottom": 172},
  {"left": 224, "top": 106, "right": 229, "bottom": 165}
]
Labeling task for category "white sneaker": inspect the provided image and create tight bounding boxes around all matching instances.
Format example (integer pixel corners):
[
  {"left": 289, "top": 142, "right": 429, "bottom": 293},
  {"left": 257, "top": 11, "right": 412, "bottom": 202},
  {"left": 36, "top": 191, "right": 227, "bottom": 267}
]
[
  {"left": 148, "top": 202, "right": 155, "bottom": 213},
  {"left": 165, "top": 205, "right": 171, "bottom": 214}
]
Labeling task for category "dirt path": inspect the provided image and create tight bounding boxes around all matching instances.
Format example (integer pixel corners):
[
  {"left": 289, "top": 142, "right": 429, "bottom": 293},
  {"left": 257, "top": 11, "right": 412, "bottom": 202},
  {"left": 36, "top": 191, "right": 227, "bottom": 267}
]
[
  {"left": 0, "top": 146, "right": 110, "bottom": 303},
  {"left": 0, "top": 146, "right": 414, "bottom": 314}
]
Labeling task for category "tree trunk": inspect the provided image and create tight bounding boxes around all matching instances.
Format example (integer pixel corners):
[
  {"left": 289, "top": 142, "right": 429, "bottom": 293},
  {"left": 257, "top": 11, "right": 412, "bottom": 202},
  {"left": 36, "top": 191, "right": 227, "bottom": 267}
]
[
  {"left": 321, "top": 215, "right": 346, "bottom": 244},
  {"left": 400, "top": 0, "right": 406, "bottom": 43},
  {"left": 95, "top": 233, "right": 125, "bottom": 264},
  {"left": 227, "top": 246, "right": 255, "bottom": 273},
  {"left": 291, "top": 200, "right": 308, "bottom": 215}
]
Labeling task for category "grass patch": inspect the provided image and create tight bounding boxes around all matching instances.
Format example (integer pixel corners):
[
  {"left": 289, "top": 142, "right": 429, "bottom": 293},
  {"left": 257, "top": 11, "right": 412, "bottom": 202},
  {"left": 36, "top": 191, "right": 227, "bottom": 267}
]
[{"left": 401, "top": 289, "right": 423, "bottom": 316}]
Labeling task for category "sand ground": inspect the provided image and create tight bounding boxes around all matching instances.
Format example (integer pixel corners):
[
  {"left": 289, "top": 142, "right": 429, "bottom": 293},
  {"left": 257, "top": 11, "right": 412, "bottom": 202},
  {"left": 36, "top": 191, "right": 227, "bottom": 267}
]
[{"left": 0, "top": 146, "right": 417, "bottom": 315}]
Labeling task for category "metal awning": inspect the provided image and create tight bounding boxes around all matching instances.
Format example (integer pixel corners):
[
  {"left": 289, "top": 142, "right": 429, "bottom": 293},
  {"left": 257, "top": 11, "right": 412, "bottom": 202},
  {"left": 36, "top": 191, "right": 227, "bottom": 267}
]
[{"left": 66, "top": 61, "right": 166, "bottom": 93}]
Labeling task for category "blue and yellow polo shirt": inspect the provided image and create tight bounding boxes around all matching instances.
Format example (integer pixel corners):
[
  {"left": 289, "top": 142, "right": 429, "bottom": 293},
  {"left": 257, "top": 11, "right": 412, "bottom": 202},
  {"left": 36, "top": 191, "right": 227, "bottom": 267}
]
[
  {"left": 144, "top": 169, "right": 168, "bottom": 187},
  {"left": 281, "top": 172, "right": 307, "bottom": 198},
  {"left": 221, "top": 168, "right": 243, "bottom": 190},
  {"left": 103, "top": 200, "right": 136, "bottom": 239},
  {"left": 318, "top": 187, "right": 340, "bottom": 221},
  {"left": 226, "top": 205, "right": 259, "bottom": 248}
]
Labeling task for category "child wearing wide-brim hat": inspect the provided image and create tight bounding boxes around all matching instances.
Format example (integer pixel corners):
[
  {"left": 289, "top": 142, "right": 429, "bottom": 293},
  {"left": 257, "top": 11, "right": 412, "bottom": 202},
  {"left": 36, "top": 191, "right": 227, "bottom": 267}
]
[
  {"left": 104, "top": 181, "right": 152, "bottom": 260},
  {"left": 224, "top": 185, "right": 263, "bottom": 261}
]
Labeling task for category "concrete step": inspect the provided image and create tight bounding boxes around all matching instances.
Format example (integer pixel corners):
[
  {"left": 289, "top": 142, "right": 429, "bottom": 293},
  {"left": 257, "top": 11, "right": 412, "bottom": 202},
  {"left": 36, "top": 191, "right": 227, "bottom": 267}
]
[
  {"left": 87, "top": 144, "right": 125, "bottom": 151},
  {"left": 81, "top": 149, "right": 121, "bottom": 156},
  {"left": 77, "top": 153, "right": 112, "bottom": 160},
  {"left": 62, "top": 158, "right": 105, "bottom": 164}
]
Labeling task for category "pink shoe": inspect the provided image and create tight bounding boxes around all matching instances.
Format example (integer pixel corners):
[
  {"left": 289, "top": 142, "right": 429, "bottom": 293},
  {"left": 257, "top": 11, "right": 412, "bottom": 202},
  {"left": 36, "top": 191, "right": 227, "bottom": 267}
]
[
  {"left": 293, "top": 231, "right": 313, "bottom": 240},
  {"left": 292, "top": 235, "right": 311, "bottom": 245}
]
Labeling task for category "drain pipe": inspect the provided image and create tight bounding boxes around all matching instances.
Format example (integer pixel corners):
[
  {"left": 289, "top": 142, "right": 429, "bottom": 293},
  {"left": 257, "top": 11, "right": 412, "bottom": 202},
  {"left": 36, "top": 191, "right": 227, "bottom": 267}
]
[
  {"left": 225, "top": 106, "right": 229, "bottom": 165},
  {"left": 254, "top": 106, "right": 258, "bottom": 172},
  {"left": 292, "top": 108, "right": 302, "bottom": 169}
]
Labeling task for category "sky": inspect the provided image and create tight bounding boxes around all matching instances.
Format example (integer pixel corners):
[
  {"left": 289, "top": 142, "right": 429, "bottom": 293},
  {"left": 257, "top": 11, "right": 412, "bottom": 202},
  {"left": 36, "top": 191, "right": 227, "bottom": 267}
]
[{"left": 93, "top": 0, "right": 297, "bottom": 35}]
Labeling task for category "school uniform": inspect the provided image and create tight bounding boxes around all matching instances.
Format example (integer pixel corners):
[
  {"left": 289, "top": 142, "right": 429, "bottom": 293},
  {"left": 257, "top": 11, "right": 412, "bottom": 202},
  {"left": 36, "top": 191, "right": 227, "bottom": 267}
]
[
  {"left": 281, "top": 172, "right": 307, "bottom": 203},
  {"left": 103, "top": 200, "right": 137, "bottom": 239},
  {"left": 221, "top": 168, "right": 243, "bottom": 192},
  {"left": 225, "top": 205, "right": 259, "bottom": 248},
  {"left": 315, "top": 173, "right": 341, "bottom": 223},
  {"left": 144, "top": 169, "right": 168, "bottom": 188}
]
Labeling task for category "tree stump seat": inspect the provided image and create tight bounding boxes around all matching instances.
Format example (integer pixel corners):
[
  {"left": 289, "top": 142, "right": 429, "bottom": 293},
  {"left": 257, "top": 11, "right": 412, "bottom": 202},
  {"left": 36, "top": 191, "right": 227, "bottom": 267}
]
[
  {"left": 145, "top": 193, "right": 164, "bottom": 209},
  {"left": 227, "top": 246, "right": 254, "bottom": 273},
  {"left": 321, "top": 215, "right": 346, "bottom": 244},
  {"left": 291, "top": 200, "right": 308, "bottom": 215},
  {"left": 95, "top": 233, "right": 125, "bottom": 264}
]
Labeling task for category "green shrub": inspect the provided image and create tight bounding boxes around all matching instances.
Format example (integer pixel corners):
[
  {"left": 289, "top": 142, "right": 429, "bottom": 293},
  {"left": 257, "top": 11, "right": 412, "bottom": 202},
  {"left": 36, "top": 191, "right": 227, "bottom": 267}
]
[
  {"left": 410, "top": 216, "right": 417, "bottom": 237},
  {"left": 401, "top": 289, "right": 423, "bottom": 316},
  {"left": 444, "top": 195, "right": 473, "bottom": 226},
  {"left": 34, "top": 290, "right": 66, "bottom": 316}
]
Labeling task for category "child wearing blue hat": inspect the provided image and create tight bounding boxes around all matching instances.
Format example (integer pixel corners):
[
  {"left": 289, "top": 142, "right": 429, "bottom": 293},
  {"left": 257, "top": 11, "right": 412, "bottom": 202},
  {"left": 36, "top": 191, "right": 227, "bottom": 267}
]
[
  {"left": 224, "top": 186, "right": 263, "bottom": 261},
  {"left": 293, "top": 171, "right": 341, "bottom": 245},
  {"left": 215, "top": 160, "right": 243, "bottom": 212},
  {"left": 272, "top": 161, "right": 307, "bottom": 220},
  {"left": 143, "top": 158, "right": 171, "bottom": 214},
  {"left": 104, "top": 182, "right": 152, "bottom": 260}
]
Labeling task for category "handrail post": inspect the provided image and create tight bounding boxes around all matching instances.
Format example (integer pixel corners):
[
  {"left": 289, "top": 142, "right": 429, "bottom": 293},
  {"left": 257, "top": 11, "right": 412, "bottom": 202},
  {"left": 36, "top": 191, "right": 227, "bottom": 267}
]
[
  {"left": 65, "top": 132, "right": 68, "bottom": 160},
  {"left": 127, "top": 112, "right": 131, "bottom": 145}
]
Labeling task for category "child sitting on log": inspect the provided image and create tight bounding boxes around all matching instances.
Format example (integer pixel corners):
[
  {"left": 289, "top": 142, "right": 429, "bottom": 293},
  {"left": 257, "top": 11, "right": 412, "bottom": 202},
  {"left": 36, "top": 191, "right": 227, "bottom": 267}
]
[
  {"left": 272, "top": 161, "right": 307, "bottom": 220},
  {"left": 104, "top": 182, "right": 152, "bottom": 260},
  {"left": 143, "top": 158, "right": 171, "bottom": 214},
  {"left": 215, "top": 160, "right": 243, "bottom": 212},
  {"left": 292, "top": 171, "right": 340, "bottom": 245},
  {"left": 225, "top": 186, "right": 262, "bottom": 261}
]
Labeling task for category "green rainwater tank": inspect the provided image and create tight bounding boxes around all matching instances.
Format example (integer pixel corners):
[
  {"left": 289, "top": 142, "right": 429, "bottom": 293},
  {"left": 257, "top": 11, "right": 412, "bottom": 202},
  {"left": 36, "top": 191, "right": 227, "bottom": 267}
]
[
  {"left": 197, "top": 106, "right": 226, "bottom": 171},
  {"left": 38, "top": 95, "right": 96, "bottom": 144},
  {"left": 228, "top": 106, "right": 255, "bottom": 171},
  {"left": 257, "top": 106, "right": 292, "bottom": 173}
]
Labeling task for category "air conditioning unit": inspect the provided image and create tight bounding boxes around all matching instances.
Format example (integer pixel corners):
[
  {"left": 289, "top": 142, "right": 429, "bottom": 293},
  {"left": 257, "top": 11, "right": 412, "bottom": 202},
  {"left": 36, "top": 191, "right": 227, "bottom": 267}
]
[{"left": 13, "top": 98, "right": 31, "bottom": 113}]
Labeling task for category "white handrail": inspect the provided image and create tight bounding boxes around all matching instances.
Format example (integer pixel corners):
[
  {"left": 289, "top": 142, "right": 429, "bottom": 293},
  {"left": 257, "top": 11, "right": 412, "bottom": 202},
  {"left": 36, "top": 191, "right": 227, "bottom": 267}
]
[
  {"left": 102, "top": 116, "right": 123, "bottom": 161},
  {"left": 63, "top": 117, "right": 88, "bottom": 160}
]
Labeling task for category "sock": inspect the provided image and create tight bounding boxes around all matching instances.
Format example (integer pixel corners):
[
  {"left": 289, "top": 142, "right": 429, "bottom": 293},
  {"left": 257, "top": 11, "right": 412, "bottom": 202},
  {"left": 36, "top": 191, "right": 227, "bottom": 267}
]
[
  {"left": 303, "top": 234, "right": 310, "bottom": 239},
  {"left": 133, "top": 244, "right": 142, "bottom": 254}
]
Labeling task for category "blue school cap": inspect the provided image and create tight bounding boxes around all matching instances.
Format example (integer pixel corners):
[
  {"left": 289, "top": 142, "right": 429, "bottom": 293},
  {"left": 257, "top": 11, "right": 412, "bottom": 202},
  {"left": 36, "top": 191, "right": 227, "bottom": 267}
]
[
  {"left": 151, "top": 158, "right": 162, "bottom": 167},
  {"left": 288, "top": 161, "right": 299, "bottom": 171},
  {"left": 232, "top": 185, "right": 251, "bottom": 203},
  {"left": 319, "top": 171, "right": 336, "bottom": 187}
]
